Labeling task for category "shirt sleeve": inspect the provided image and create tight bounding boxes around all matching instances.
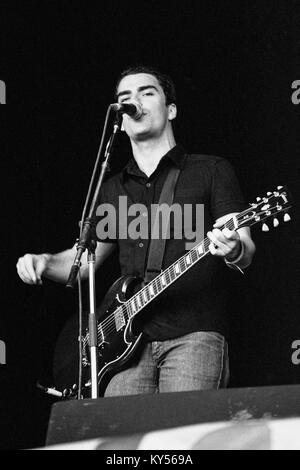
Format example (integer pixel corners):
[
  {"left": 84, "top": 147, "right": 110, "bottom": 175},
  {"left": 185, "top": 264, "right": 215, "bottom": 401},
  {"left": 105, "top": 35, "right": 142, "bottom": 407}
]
[{"left": 210, "top": 158, "right": 247, "bottom": 221}]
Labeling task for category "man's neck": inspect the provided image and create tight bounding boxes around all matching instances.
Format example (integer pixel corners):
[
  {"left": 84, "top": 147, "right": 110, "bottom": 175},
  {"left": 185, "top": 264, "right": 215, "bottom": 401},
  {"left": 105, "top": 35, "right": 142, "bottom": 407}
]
[{"left": 131, "top": 135, "right": 176, "bottom": 177}]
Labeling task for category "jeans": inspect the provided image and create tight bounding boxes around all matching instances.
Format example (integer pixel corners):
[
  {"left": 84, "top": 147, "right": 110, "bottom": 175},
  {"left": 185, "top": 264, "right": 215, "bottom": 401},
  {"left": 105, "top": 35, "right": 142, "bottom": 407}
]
[{"left": 104, "top": 331, "right": 229, "bottom": 397}]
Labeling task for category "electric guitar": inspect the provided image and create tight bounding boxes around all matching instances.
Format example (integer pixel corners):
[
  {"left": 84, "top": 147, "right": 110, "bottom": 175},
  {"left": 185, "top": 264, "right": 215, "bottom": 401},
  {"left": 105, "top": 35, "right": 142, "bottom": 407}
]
[{"left": 53, "top": 186, "right": 291, "bottom": 398}]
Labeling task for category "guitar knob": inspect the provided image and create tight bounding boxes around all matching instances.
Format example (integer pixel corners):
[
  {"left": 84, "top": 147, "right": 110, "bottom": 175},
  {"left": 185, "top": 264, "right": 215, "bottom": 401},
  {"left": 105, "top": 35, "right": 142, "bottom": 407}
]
[
  {"left": 262, "top": 223, "right": 269, "bottom": 232},
  {"left": 284, "top": 213, "right": 291, "bottom": 222},
  {"left": 273, "top": 218, "right": 279, "bottom": 228}
]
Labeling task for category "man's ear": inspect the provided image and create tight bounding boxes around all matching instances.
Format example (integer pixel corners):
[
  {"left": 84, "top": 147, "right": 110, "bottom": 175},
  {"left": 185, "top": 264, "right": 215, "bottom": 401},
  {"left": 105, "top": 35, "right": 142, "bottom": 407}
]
[{"left": 168, "top": 103, "right": 177, "bottom": 121}]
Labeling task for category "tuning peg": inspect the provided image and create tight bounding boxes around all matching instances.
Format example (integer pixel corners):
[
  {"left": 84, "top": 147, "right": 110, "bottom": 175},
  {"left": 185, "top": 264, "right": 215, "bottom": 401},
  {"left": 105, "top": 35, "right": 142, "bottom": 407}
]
[
  {"left": 277, "top": 186, "right": 283, "bottom": 190},
  {"left": 262, "top": 223, "right": 269, "bottom": 232},
  {"left": 267, "top": 192, "right": 272, "bottom": 196},
  {"left": 284, "top": 213, "right": 291, "bottom": 222},
  {"left": 256, "top": 197, "right": 261, "bottom": 202},
  {"left": 273, "top": 218, "right": 279, "bottom": 227}
]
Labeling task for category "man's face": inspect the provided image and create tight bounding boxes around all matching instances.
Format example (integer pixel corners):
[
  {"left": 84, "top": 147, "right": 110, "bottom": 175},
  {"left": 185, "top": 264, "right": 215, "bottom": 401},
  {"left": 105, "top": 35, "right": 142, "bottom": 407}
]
[{"left": 116, "top": 73, "right": 176, "bottom": 141}]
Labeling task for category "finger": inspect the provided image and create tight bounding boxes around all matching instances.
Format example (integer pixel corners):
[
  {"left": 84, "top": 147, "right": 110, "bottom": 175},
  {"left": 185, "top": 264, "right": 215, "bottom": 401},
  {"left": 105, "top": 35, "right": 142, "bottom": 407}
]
[
  {"left": 212, "top": 228, "right": 229, "bottom": 245},
  {"left": 213, "top": 220, "right": 223, "bottom": 229},
  {"left": 207, "top": 230, "right": 227, "bottom": 251},
  {"left": 208, "top": 230, "right": 239, "bottom": 259},
  {"left": 209, "top": 242, "right": 218, "bottom": 255},
  {"left": 16, "top": 258, "right": 32, "bottom": 283},
  {"left": 35, "top": 259, "right": 46, "bottom": 282},
  {"left": 19, "top": 274, "right": 35, "bottom": 285},
  {"left": 16, "top": 263, "right": 35, "bottom": 284},
  {"left": 222, "top": 227, "right": 239, "bottom": 241},
  {"left": 208, "top": 242, "right": 225, "bottom": 257},
  {"left": 22, "top": 255, "right": 38, "bottom": 283}
]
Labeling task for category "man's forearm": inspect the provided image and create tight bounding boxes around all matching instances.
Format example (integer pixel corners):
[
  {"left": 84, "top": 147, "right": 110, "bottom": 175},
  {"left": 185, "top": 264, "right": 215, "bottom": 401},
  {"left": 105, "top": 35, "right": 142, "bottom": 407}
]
[
  {"left": 17, "top": 242, "right": 116, "bottom": 286},
  {"left": 44, "top": 242, "right": 116, "bottom": 283},
  {"left": 42, "top": 247, "right": 82, "bottom": 284}
]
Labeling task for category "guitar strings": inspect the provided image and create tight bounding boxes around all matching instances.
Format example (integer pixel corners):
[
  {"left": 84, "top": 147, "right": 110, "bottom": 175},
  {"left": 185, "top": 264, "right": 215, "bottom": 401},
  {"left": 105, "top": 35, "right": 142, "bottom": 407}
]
[
  {"left": 93, "top": 237, "right": 215, "bottom": 341},
  {"left": 82, "top": 213, "right": 243, "bottom": 347},
  {"left": 83, "top": 217, "right": 240, "bottom": 346}
]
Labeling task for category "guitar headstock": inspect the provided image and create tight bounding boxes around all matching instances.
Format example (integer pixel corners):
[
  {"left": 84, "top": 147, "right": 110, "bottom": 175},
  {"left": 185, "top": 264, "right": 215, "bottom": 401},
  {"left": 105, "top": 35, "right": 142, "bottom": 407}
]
[{"left": 237, "top": 186, "right": 292, "bottom": 231}]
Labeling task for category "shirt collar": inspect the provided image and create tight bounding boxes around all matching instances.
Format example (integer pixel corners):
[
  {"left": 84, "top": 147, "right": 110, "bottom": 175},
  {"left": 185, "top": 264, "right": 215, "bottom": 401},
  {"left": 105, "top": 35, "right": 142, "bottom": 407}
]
[{"left": 122, "top": 144, "right": 186, "bottom": 181}]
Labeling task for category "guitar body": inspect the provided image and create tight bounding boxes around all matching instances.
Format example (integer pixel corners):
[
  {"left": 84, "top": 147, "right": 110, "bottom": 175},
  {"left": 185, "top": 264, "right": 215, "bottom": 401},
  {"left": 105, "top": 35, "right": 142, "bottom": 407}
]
[{"left": 54, "top": 275, "right": 144, "bottom": 398}]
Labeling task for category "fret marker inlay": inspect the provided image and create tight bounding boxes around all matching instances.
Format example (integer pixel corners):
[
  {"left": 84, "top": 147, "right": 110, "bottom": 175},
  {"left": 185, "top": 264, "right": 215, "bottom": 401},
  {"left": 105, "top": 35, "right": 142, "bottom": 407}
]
[
  {"left": 197, "top": 245, "right": 204, "bottom": 255},
  {"left": 149, "top": 285, "right": 155, "bottom": 296}
]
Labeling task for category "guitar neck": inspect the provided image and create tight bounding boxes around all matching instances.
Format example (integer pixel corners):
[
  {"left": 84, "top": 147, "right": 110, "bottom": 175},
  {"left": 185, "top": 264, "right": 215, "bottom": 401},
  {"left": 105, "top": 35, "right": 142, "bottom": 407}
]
[
  {"left": 125, "top": 216, "right": 237, "bottom": 320},
  {"left": 96, "top": 216, "right": 238, "bottom": 342}
]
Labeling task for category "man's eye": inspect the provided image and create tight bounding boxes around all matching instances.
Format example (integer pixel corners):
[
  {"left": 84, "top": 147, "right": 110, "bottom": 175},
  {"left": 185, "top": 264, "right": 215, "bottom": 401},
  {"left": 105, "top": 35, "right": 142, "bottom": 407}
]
[
  {"left": 120, "top": 98, "right": 129, "bottom": 103},
  {"left": 144, "top": 92, "right": 154, "bottom": 96}
]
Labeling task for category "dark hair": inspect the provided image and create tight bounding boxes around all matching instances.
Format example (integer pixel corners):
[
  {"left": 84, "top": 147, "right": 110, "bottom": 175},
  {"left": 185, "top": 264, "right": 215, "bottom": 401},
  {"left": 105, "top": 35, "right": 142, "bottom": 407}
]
[{"left": 115, "top": 65, "right": 177, "bottom": 105}]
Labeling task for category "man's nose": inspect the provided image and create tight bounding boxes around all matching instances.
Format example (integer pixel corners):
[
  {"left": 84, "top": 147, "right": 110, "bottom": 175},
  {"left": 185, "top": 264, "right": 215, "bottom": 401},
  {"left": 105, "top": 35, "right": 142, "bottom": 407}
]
[{"left": 131, "top": 92, "right": 141, "bottom": 104}]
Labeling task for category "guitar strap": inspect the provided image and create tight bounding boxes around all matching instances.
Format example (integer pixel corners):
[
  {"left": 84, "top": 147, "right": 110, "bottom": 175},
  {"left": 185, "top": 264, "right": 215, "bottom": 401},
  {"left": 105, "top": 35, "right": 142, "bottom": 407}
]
[{"left": 144, "top": 165, "right": 181, "bottom": 284}]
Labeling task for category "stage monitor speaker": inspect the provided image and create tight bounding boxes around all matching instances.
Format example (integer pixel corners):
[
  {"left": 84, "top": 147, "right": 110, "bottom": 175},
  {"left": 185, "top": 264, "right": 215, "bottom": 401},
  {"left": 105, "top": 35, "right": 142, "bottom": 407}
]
[{"left": 46, "top": 384, "right": 300, "bottom": 446}]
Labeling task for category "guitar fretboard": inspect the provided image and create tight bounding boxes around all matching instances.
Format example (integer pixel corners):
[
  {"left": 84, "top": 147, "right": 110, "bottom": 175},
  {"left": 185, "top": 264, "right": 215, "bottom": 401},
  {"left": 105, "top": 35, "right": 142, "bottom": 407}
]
[
  {"left": 126, "top": 217, "right": 236, "bottom": 318},
  {"left": 97, "top": 216, "right": 238, "bottom": 338}
]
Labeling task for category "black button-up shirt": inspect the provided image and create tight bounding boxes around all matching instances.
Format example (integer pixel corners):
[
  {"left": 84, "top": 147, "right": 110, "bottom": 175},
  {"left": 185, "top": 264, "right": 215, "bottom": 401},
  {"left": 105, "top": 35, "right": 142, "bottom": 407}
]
[{"left": 96, "top": 145, "right": 246, "bottom": 340}]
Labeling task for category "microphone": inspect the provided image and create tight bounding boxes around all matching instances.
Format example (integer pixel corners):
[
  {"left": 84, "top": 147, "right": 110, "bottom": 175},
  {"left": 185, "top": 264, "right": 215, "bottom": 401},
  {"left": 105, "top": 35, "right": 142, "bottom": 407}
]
[{"left": 111, "top": 101, "right": 143, "bottom": 120}]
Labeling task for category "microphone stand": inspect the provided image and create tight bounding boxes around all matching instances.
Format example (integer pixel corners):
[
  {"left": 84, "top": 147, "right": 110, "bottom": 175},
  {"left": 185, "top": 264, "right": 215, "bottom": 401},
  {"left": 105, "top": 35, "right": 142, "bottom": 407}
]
[{"left": 66, "top": 117, "right": 120, "bottom": 399}]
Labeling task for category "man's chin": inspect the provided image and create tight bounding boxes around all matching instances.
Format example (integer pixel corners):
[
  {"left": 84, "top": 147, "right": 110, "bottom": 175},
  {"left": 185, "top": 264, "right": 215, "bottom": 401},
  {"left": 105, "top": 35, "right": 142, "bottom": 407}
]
[{"left": 131, "top": 129, "right": 154, "bottom": 141}]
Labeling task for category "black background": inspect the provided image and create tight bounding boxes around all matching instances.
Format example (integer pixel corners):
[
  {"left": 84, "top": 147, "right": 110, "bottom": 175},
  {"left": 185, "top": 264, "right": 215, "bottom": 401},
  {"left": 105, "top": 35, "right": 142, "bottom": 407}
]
[{"left": 0, "top": 1, "right": 299, "bottom": 449}]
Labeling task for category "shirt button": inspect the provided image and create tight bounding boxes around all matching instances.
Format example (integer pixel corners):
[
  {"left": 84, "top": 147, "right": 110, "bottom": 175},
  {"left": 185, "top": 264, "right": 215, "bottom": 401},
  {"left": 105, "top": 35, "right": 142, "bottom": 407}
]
[
  {"left": 139, "top": 242, "right": 144, "bottom": 248},
  {"left": 146, "top": 182, "right": 151, "bottom": 188},
  {"left": 142, "top": 212, "right": 147, "bottom": 217}
]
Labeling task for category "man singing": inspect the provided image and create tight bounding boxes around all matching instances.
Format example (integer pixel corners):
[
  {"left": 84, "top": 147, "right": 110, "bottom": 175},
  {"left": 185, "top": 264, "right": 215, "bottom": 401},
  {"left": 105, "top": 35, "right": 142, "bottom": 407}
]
[{"left": 17, "top": 65, "right": 255, "bottom": 396}]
